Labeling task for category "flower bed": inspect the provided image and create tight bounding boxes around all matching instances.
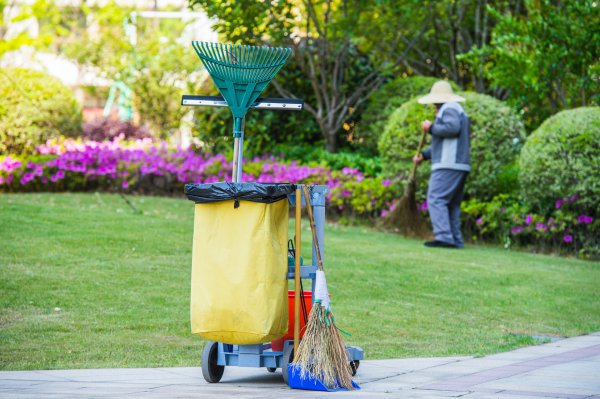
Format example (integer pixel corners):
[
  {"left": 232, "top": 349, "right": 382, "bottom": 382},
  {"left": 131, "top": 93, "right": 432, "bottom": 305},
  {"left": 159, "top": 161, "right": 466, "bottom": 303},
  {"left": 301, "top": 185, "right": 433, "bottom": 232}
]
[
  {"left": 462, "top": 194, "right": 598, "bottom": 259},
  {"left": 0, "top": 137, "right": 397, "bottom": 220}
]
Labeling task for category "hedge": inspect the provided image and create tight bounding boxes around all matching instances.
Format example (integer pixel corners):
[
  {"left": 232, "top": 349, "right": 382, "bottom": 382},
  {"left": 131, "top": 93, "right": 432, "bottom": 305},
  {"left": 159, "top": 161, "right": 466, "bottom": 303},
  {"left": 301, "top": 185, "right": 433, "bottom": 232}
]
[
  {"left": 0, "top": 68, "right": 82, "bottom": 155},
  {"left": 519, "top": 107, "right": 600, "bottom": 218}
]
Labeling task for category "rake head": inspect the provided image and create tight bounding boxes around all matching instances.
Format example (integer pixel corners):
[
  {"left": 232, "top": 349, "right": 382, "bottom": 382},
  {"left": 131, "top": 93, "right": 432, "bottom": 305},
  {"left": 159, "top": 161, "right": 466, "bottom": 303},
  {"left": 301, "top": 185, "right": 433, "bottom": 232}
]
[
  {"left": 192, "top": 42, "right": 292, "bottom": 132},
  {"left": 192, "top": 42, "right": 292, "bottom": 84}
]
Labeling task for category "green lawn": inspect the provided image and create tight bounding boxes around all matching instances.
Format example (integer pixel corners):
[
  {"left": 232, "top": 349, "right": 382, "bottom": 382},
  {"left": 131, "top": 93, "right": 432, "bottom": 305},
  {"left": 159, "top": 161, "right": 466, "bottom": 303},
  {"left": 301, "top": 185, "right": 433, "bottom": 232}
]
[{"left": 1, "top": 192, "right": 599, "bottom": 370}]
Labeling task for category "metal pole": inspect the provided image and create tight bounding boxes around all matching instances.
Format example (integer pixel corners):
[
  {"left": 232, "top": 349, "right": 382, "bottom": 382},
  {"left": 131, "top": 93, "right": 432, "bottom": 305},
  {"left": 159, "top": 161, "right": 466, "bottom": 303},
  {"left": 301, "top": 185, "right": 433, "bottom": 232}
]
[
  {"left": 231, "top": 138, "right": 239, "bottom": 182},
  {"left": 294, "top": 188, "right": 301, "bottom": 356},
  {"left": 236, "top": 119, "right": 245, "bottom": 182}
]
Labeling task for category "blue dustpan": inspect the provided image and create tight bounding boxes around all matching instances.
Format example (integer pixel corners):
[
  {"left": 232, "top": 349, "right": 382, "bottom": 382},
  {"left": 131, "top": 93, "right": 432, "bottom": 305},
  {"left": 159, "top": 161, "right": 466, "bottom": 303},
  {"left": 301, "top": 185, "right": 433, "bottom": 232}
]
[{"left": 287, "top": 365, "right": 360, "bottom": 391}]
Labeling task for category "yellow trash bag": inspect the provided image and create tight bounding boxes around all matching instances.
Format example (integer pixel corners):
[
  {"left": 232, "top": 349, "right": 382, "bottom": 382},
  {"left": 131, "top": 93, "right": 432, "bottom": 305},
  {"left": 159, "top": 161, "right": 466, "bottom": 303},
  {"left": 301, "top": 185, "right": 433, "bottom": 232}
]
[{"left": 187, "top": 182, "right": 294, "bottom": 345}]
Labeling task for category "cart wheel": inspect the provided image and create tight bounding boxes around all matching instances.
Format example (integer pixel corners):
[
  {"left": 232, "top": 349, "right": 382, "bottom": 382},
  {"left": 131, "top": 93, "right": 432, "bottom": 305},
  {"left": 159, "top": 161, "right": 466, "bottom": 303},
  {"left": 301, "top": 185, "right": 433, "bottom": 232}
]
[
  {"left": 281, "top": 345, "right": 294, "bottom": 384},
  {"left": 267, "top": 367, "right": 277, "bottom": 373},
  {"left": 350, "top": 360, "right": 360, "bottom": 376},
  {"left": 201, "top": 341, "right": 224, "bottom": 383}
]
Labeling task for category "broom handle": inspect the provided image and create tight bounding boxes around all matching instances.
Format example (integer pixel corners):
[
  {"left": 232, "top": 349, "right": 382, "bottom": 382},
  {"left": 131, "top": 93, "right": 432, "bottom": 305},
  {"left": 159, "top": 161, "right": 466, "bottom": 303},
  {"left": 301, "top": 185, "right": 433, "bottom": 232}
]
[
  {"left": 302, "top": 186, "right": 324, "bottom": 272},
  {"left": 294, "top": 188, "right": 301, "bottom": 355},
  {"left": 410, "top": 130, "right": 428, "bottom": 181}
]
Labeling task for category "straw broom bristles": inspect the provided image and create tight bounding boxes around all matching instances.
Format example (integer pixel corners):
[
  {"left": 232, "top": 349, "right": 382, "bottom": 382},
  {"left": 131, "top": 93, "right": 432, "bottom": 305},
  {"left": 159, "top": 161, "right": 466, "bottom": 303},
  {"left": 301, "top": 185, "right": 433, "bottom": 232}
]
[
  {"left": 291, "top": 301, "right": 354, "bottom": 390},
  {"left": 290, "top": 186, "right": 354, "bottom": 390}
]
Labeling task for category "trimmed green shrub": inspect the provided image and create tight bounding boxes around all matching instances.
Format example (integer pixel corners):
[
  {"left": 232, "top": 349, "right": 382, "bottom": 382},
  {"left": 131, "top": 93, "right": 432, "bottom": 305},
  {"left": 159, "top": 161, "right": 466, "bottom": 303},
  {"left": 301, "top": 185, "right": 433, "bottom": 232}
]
[
  {"left": 0, "top": 68, "right": 82, "bottom": 155},
  {"left": 519, "top": 107, "right": 600, "bottom": 216},
  {"left": 379, "top": 92, "right": 526, "bottom": 200},
  {"left": 271, "top": 144, "right": 382, "bottom": 176},
  {"left": 355, "top": 76, "right": 459, "bottom": 154}
]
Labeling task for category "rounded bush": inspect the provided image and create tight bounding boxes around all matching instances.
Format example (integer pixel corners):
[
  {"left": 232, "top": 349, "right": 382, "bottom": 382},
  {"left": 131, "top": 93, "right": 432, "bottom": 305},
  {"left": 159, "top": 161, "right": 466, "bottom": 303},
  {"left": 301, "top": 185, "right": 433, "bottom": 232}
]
[
  {"left": 356, "top": 76, "right": 459, "bottom": 154},
  {"left": 0, "top": 68, "right": 82, "bottom": 155},
  {"left": 379, "top": 92, "right": 526, "bottom": 200},
  {"left": 519, "top": 107, "right": 600, "bottom": 215}
]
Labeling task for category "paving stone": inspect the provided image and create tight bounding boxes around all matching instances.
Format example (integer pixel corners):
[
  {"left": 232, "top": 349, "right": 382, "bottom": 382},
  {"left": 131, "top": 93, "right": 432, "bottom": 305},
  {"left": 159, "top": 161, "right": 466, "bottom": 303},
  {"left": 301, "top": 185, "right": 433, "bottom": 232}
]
[{"left": 2, "top": 333, "right": 600, "bottom": 399}]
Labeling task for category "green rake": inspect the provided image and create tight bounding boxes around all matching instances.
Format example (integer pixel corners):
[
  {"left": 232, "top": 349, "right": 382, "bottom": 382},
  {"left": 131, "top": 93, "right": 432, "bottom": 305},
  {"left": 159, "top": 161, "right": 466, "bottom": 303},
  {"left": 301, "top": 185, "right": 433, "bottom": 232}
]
[{"left": 192, "top": 42, "right": 292, "bottom": 182}]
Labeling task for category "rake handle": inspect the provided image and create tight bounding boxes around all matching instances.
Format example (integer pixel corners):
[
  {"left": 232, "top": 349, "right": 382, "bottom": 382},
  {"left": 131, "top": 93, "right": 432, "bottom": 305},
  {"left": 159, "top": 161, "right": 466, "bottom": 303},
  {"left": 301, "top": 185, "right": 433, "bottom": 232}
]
[
  {"left": 302, "top": 186, "right": 324, "bottom": 272},
  {"left": 410, "top": 129, "right": 428, "bottom": 181}
]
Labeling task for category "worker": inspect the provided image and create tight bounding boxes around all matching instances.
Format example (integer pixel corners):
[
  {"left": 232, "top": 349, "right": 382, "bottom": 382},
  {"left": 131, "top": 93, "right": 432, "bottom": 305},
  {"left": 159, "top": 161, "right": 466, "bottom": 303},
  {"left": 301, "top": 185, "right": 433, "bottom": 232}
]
[{"left": 413, "top": 81, "right": 470, "bottom": 248}]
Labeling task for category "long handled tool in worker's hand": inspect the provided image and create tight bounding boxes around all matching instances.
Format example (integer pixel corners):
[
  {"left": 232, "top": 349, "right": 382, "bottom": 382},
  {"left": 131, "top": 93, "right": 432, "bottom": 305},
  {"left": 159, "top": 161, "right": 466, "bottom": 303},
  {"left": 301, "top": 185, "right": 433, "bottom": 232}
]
[
  {"left": 380, "top": 129, "right": 430, "bottom": 237},
  {"left": 289, "top": 185, "right": 355, "bottom": 391}
]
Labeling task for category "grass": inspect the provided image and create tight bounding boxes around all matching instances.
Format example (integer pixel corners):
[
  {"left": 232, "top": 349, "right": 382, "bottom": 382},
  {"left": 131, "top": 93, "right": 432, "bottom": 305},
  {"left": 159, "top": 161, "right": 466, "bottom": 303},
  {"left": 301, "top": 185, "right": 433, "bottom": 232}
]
[{"left": 1, "top": 192, "right": 599, "bottom": 370}]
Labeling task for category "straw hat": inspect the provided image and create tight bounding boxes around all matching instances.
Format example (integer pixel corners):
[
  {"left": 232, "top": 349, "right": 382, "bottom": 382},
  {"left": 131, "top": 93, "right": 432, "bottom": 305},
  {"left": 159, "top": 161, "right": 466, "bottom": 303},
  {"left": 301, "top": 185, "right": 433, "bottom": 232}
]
[{"left": 418, "top": 80, "right": 465, "bottom": 104}]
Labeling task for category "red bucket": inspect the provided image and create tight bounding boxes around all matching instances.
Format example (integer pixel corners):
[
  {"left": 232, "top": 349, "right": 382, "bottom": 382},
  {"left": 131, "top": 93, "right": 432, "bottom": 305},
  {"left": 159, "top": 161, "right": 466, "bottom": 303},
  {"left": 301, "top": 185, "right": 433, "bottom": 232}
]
[{"left": 271, "top": 290, "right": 312, "bottom": 352}]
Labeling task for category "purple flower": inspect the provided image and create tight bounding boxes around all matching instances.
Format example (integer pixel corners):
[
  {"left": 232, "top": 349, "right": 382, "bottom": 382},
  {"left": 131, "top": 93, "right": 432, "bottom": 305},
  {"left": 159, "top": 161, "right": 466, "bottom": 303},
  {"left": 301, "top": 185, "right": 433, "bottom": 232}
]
[
  {"left": 20, "top": 172, "right": 34, "bottom": 185},
  {"left": 500, "top": 207, "right": 506, "bottom": 213},
  {"left": 382, "top": 179, "right": 391, "bottom": 187},
  {"left": 122, "top": 181, "right": 129, "bottom": 189},
  {"left": 555, "top": 200, "right": 563, "bottom": 209},
  {"left": 525, "top": 214, "right": 532, "bottom": 225},
  {"left": 563, "top": 234, "right": 573, "bottom": 243},
  {"left": 476, "top": 218, "right": 483, "bottom": 225},
  {"left": 577, "top": 215, "right": 594, "bottom": 225},
  {"left": 419, "top": 200, "right": 428, "bottom": 211}
]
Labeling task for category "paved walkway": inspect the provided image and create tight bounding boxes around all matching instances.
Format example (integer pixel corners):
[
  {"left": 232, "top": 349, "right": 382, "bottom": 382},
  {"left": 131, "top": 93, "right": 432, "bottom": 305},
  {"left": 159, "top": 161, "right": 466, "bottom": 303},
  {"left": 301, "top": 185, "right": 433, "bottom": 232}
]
[{"left": 1, "top": 333, "right": 599, "bottom": 399}]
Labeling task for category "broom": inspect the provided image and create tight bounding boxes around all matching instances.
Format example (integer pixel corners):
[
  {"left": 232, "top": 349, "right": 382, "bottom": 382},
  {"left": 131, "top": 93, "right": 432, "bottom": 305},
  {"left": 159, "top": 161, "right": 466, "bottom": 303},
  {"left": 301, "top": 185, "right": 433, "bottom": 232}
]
[
  {"left": 290, "top": 185, "right": 354, "bottom": 390},
  {"left": 380, "top": 129, "right": 430, "bottom": 238}
]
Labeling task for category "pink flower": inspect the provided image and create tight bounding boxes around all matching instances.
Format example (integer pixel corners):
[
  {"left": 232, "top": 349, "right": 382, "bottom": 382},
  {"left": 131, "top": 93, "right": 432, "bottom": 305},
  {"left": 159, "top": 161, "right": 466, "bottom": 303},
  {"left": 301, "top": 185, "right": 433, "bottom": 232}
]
[
  {"left": 20, "top": 172, "right": 34, "bottom": 185},
  {"left": 577, "top": 215, "right": 594, "bottom": 225},
  {"left": 525, "top": 214, "right": 532, "bottom": 225},
  {"left": 511, "top": 226, "right": 523, "bottom": 234},
  {"left": 535, "top": 223, "right": 547, "bottom": 232},
  {"left": 563, "top": 235, "right": 573, "bottom": 243},
  {"left": 122, "top": 181, "right": 129, "bottom": 189}
]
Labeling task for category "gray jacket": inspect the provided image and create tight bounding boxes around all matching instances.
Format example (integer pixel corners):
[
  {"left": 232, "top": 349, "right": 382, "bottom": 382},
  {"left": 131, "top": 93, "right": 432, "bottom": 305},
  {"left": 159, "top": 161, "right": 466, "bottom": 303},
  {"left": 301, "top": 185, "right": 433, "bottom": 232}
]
[{"left": 422, "top": 102, "right": 471, "bottom": 172}]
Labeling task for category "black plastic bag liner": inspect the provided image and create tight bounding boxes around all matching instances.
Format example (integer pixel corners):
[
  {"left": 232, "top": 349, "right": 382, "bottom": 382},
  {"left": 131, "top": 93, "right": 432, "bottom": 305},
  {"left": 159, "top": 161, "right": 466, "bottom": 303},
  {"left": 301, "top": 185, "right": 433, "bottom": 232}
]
[{"left": 185, "top": 182, "right": 296, "bottom": 207}]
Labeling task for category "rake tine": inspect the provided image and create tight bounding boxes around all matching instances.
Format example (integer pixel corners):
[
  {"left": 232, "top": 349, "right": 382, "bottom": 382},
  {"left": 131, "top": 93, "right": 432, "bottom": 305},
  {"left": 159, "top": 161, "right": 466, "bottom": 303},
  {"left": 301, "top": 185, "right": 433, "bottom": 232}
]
[
  {"left": 206, "top": 43, "right": 222, "bottom": 78},
  {"left": 216, "top": 43, "right": 230, "bottom": 78}
]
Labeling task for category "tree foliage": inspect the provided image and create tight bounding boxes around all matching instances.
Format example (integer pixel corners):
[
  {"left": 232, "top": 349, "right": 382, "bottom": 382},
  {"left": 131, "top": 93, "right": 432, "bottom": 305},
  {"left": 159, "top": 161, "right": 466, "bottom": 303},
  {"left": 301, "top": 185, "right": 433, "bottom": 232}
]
[
  {"left": 0, "top": 0, "right": 69, "bottom": 56},
  {"left": 460, "top": 0, "right": 600, "bottom": 130},
  {"left": 61, "top": 2, "right": 202, "bottom": 138},
  {"left": 189, "top": 0, "right": 430, "bottom": 152}
]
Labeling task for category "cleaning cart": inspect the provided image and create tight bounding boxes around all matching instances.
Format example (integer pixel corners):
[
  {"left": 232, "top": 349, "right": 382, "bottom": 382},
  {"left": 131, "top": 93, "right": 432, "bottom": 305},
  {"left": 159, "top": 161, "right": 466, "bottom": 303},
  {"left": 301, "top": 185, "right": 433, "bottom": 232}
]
[{"left": 183, "top": 42, "right": 363, "bottom": 385}]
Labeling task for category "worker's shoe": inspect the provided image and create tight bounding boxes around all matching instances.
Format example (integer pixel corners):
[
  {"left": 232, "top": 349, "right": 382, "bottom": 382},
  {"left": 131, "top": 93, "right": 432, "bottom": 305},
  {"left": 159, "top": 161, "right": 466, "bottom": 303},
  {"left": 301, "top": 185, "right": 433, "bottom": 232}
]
[{"left": 424, "top": 240, "right": 457, "bottom": 248}]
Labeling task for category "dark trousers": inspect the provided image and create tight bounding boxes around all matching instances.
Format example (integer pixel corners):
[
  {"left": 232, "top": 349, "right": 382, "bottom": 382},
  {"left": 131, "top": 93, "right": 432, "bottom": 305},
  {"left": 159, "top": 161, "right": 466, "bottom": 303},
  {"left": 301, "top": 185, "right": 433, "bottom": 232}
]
[{"left": 427, "top": 169, "right": 468, "bottom": 248}]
